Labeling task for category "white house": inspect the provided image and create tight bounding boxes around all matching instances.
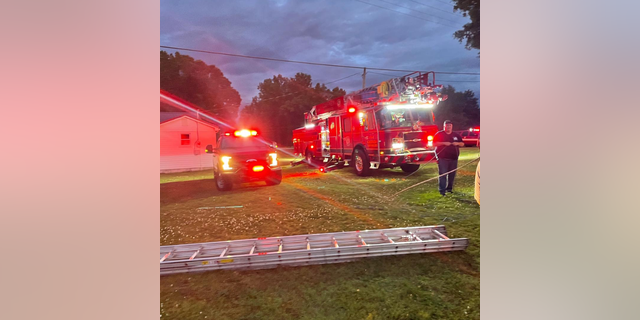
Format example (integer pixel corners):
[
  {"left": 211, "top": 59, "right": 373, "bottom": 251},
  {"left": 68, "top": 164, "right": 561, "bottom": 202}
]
[{"left": 160, "top": 111, "right": 219, "bottom": 173}]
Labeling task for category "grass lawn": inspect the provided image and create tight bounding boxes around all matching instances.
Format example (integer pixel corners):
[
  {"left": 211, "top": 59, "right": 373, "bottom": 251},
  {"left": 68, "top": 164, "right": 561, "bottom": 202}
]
[{"left": 160, "top": 148, "right": 480, "bottom": 320}]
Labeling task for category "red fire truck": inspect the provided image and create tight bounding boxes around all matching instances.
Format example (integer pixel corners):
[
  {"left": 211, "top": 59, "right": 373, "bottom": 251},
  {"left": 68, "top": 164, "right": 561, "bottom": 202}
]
[{"left": 293, "top": 72, "right": 448, "bottom": 176}]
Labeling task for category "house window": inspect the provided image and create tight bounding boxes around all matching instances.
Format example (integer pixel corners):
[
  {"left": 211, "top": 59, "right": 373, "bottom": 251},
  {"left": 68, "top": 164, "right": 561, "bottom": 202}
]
[{"left": 181, "top": 134, "right": 190, "bottom": 145}]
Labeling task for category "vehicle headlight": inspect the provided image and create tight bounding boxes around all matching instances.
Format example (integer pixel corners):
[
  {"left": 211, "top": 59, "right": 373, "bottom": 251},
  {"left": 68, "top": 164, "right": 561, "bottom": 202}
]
[
  {"left": 268, "top": 153, "right": 278, "bottom": 167},
  {"left": 221, "top": 156, "right": 233, "bottom": 170},
  {"left": 392, "top": 138, "right": 404, "bottom": 150}
]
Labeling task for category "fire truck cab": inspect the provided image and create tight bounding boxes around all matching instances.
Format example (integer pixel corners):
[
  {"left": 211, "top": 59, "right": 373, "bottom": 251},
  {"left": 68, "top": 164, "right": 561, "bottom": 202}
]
[{"left": 293, "top": 72, "right": 447, "bottom": 176}]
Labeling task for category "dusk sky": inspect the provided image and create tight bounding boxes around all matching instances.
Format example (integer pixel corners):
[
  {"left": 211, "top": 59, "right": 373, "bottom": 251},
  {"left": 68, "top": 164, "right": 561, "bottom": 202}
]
[{"left": 160, "top": 0, "right": 480, "bottom": 107}]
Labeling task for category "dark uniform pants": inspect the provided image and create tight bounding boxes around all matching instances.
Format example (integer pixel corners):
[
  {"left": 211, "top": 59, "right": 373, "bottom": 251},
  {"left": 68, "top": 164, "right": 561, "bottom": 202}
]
[{"left": 438, "top": 158, "right": 458, "bottom": 194}]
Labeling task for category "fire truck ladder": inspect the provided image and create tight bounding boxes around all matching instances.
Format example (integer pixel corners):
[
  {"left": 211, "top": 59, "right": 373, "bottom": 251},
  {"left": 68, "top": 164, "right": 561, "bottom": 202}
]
[{"left": 160, "top": 225, "right": 468, "bottom": 275}]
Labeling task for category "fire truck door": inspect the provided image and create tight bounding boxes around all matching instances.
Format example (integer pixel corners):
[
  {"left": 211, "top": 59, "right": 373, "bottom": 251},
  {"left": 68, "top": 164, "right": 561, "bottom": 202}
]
[
  {"left": 341, "top": 115, "right": 354, "bottom": 157},
  {"left": 362, "top": 111, "right": 378, "bottom": 156},
  {"left": 328, "top": 117, "right": 342, "bottom": 156},
  {"left": 320, "top": 120, "right": 330, "bottom": 157},
  {"left": 351, "top": 112, "right": 366, "bottom": 150}
]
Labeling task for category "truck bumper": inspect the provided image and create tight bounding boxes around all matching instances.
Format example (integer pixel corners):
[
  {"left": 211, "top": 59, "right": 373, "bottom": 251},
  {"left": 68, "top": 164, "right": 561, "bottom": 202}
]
[
  {"left": 221, "top": 166, "right": 282, "bottom": 183},
  {"left": 380, "top": 150, "right": 437, "bottom": 165}
]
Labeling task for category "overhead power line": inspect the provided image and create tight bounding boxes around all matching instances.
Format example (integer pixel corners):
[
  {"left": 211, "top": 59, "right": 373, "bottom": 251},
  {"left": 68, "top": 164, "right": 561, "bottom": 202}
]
[
  {"left": 367, "top": 71, "right": 407, "bottom": 77},
  {"left": 368, "top": 71, "right": 479, "bottom": 82},
  {"left": 354, "top": 0, "right": 458, "bottom": 28},
  {"left": 409, "top": 0, "right": 460, "bottom": 16},
  {"left": 255, "top": 72, "right": 362, "bottom": 103},
  {"left": 376, "top": 0, "right": 460, "bottom": 22},
  {"left": 324, "top": 72, "right": 361, "bottom": 84},
  {"left": 412, "top": 0, "right": 457, "bottom": 8},
  {"left": 160, "top": 45, "right": 480, "bottom": 75}
]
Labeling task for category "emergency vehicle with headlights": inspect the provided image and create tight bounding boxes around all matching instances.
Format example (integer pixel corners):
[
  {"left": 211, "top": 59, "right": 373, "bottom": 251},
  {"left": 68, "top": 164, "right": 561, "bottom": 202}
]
[
  {"left": 206, "top": 129, "right": 281, "bottom": 191},
  {"left": 293, "top": 72, "right": 448, "bottom": 176}
]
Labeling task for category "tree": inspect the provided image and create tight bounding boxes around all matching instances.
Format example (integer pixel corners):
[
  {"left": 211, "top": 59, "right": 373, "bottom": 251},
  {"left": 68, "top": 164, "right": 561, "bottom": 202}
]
[
  {"left": 433, "top": 85, "right": 480, "bottom": 129},
  {"left": 240, "top": 73, "right": 346, "bottom": 146},
  {"left": 452, "top": 0, "right": 480, "bottom": 52},
  {"left": 160, "top": 51, "right": 241, "bottom": 121}
]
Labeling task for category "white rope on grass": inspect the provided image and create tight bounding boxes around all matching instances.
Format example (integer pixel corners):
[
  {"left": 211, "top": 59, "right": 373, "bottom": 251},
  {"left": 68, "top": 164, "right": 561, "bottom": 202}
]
[
  {"left": 403, "top": 148, "right": 444, "bottom": 178},
  {"left": 390, "top": 156, "right": 480, "bottom": 198}
]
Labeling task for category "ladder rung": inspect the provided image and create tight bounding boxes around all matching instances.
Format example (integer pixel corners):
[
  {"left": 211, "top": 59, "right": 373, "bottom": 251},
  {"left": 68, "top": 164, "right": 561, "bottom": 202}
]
[
  {"left": 382, "top": 233, "right": 394, "bottom": 243},
  {"left": 278, "top": 239, "right": 283, "bottom": 253},
  {"left": 160, "top": 250, "right": 174, "bottom": 263},
  {"left": 432, "top": 229, "right": 449, "bottom": 240},
  {"left": 358, "top": 235, "right": 367, "bottom": 246},
  {"left": 306, "top": 238, "right": 310, "bottom": 250},
  {"left": 189, "top": 247, "right": 202, "bottom": 260},
  {"left": 406, "top": 230, "right": 422, "bottom": 241},
  {"left": 249, "top": 243, "right": 256, "bottom": 255},
  {"left": 332, "top": 237, "right": 339, "bottom": 248},
  {"left": 220, "top": 246, "right": 229, "bottom": 257}
]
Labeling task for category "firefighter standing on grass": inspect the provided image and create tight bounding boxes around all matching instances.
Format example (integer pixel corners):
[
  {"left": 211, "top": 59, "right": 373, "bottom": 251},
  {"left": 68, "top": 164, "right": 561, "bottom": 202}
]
[{"left": 433, "top": 120, "right": 465, "bottom": 196}]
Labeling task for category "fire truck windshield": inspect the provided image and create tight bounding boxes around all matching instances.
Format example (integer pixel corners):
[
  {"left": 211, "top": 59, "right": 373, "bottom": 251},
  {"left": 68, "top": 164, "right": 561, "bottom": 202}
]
[{"left": 376, "top": 108, "right": 435, "bottom": 129}]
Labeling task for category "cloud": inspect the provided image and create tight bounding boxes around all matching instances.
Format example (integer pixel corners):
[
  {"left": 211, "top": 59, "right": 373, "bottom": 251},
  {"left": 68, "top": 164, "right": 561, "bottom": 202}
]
[{"left": 161, "top": 0, "right": 479, "bottom": 105}]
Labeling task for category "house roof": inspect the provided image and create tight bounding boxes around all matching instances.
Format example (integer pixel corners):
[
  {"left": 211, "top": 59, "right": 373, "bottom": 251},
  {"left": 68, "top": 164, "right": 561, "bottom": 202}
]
[
  {"left": 160, "top": 92, "right": 230, "bottom": 130},
  {"left": 160, "top": 112, "right": 220, "bottom": 131},
  {"left": 160, "top": 112, "right": 190, "bottom": 123}
]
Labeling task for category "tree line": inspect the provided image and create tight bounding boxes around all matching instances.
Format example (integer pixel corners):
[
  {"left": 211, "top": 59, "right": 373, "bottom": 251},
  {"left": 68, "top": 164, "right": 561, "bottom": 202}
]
[{"left": 160, "top": 51, "right": 480, "bottom": 145}]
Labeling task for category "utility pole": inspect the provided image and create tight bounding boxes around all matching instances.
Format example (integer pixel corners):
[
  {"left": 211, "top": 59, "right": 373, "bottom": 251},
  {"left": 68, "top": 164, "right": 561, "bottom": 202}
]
[{"left": 362, "top": 67, "right": 367, "bottom": 89}]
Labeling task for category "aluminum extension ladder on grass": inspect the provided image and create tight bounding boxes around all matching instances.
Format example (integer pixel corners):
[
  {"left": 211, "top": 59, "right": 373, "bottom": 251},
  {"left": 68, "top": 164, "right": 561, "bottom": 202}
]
[{"left": 160, "top": 225, "right": 468, "bottom": 275}]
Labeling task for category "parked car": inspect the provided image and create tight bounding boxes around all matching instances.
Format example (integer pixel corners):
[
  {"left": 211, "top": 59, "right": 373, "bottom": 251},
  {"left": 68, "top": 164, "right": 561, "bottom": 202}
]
[{"left": 461, "top": 128, "right": 480, "bottom": 147}]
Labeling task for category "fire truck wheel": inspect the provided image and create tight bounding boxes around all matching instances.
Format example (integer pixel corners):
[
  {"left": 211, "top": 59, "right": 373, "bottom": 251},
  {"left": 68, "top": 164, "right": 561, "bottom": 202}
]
[
  {"left": 265, "top": 170, "right": 282, "bottom": 186},
  {"left": 215, "top": 172, "right": 233, "bottom": 191},
  {"left": 400, "top": 164, "right": 420, "bottom": 173},
  {"left": 305, "top": 149, "right": 315, "bottom": 167},
  {"left": 353, "top": 148, "right": 371, "bottom": 176}
]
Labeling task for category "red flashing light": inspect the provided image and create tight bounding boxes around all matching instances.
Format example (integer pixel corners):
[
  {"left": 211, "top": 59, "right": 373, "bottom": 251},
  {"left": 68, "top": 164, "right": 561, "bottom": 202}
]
[
  {"left": 253, "top": 165, "right": 265, "bottom": 172},
  {"left": 319, "top": 167, "right": 325, "bottom": 173},
  {"left": 427, "top": 135, "right": 433, "bottom": 141},
  {"left": 234, "top": 129, "right": 258, "bottom": 137},
  {"left": 310, "top": 145, "right": 314, "bottom": 149},
  {"left": 225, "top": 132, "right": 231, "bottom": 136},
  {"left": 348, "top": 107, "right": 356, "bottom": 113}
]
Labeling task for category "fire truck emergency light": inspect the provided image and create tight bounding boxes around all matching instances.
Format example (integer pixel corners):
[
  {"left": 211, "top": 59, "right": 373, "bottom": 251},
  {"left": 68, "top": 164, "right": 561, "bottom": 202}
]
[
  {"left": 234, "top": 129, "right": 258, "bottom": 137},
  {"left": 386, "top": 103, "right": 433, "bottom": 110},
  {"left": 348, "top": 107, "right": 356, "bottom": 113}
]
